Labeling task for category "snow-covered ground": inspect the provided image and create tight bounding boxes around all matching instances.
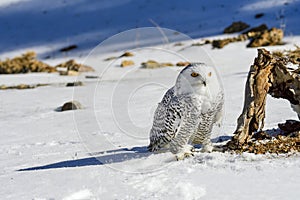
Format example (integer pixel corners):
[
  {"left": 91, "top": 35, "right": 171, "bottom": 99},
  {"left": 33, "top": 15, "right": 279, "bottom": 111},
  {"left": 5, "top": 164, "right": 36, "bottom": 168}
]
[{"left": 1, "top": 0, "right": 300, "bottom": 199}]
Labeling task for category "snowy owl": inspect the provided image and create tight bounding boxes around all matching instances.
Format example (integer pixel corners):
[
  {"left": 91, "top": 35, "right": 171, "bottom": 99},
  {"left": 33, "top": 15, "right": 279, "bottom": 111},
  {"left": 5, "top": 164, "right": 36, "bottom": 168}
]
[{"left": 148, "top": 63, "right": 224, "bottom": 160}]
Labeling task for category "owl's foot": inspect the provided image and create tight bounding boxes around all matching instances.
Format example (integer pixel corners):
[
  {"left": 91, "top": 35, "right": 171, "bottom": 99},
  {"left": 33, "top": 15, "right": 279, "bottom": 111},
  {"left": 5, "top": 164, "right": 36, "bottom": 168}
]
[
  {"left": 175, "top": 145, "right": 194, "bottom": 160},
  {"left": 175, "top": 151, "right": 194, "bottom": 160},
  {"left": 200, "top": 142, "right": 213, "bottom": 153}
]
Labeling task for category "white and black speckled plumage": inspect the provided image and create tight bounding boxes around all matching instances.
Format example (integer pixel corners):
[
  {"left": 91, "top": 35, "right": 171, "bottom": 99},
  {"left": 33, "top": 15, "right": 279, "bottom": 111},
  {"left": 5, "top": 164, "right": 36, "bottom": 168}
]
[{"left": 148, "top": 63, "right": 224, "bottom": 159}]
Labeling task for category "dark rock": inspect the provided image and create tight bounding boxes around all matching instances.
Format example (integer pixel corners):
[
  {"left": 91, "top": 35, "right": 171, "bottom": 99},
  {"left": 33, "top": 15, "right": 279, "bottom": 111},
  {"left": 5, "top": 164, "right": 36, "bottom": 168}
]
[
  {"left": 61, "top": 101, "right": 83, "bottom": 111},
  {"left": 223, "top": 21, "right": 250, "bottom": 33},
  {"left": 243, "top": 24, "right": 268, "bottom": 36},
  {"left": 66, "top": 81, "right": 83, "bottom": 87},
  {"left": 252, "top": 131, "right": 272, "bottom": 140},
  {"left": 278, "top": 120, "right": 300, "bottom": 133},
  {"left": 120, "top": 52, "right": 134, "bottom": 57},
  {"left": 60, "top": 45, "right": 78, "bottom": 52},
  {"left": 255, "top": 13, "right": 264, "bottom": 19},
  {"left": 212, "top": 39, "right": 232, "bottom": 48},
  {"left": 85, "top": 75, "right": 99, "bottom": 79}
]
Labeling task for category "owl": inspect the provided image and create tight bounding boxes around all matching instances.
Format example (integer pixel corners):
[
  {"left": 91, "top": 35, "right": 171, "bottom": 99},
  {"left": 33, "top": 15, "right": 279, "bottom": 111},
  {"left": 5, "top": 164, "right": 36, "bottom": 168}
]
[{"left": 148, "top": 63, "right": 224, "bottom": 160}]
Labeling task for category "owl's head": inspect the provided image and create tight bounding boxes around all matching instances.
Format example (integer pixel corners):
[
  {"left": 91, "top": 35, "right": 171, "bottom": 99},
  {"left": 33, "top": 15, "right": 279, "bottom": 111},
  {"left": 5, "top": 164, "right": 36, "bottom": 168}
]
[{"left": 175, "top": 63, "right": 208, "bottom": 95}]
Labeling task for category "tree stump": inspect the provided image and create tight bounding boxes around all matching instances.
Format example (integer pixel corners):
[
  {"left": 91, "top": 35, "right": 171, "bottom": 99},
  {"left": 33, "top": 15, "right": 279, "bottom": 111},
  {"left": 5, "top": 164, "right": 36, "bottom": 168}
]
[{"left": 227, "top": 48, "right": 300, "bottom": 150}]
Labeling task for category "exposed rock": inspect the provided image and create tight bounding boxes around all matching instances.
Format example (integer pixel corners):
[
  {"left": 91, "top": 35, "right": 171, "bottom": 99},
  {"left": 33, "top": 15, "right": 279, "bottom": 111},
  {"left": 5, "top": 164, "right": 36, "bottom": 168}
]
[
  {"left": 85, "top": 75, "right": 99, "bottom": 79},
  {"left": 0, "top": 51, "right": 56, "bottom": 74},
  {"left": 212, "top": 34, "right": 248, "bottom": 48},
  {"left": 191, "top": 42, "right": 203, "bottom": 46},
  {"left": 247, "top": 28, "right": 284, "bottom": 47},
  {"left": 56, "top": 59, "right": 88, "bottom": 72},
  {"left": 16, "top": 84, "right": 34, "bottom": 89},
  {"left": 66, "top": 81, "right": 84, "bottom": 87},
  {"left": 104, "top": 52, "right": 134, "bottom": 61},
  {"left": 255, "top": 13, "right": 264, "bottom": 19},
  {"left": 278, "top": 120, "right": 300, "bottom": 134},
  {"left": 0, "top": 51, "right": 94, "bottom": 75},
  {"left": 58, "top": 70, "right": 79, "bottom": 76},
  {"left": 243, "top": 24, "right": 268, "bottom": 37},
  {"left": 141, "top": 60, "right": 161, "bottom": 69},
  {"left": 251, "top": 131, "right": 272, "bottom": 140},
  {"left": 212, "top": 39, "right": 232, "bottom": 49},
  {"left": 120, "top": 52, "right": 134, "bottom": 57},
  {"left": 78, "top": 65, "right": 95, "bottom": 73},
  {"left": 223, "top": 21, "right": 250, "bottom": 33},
  {"left": 55, "top": 59, "right": 94, "bottom": 75},
  {"left": 121, "top": 60, "right": 135, "bottom": 67},
  {"left": 104, "top": 56, "right": 117, "bottom": 61},
  {"left": 191, "top": 40, "right": 210, "bottom": 46},
  {"left": 161, "top": 62, "right": 174, "bottom": 67},
  {"left": 0, "top": 83, "right": 49, "bottom": 90},
  {"left": 209, "top": 25, "right": 282, "bottom": 49},
  {"left": 141, "top": 60, "right": 177, "bottom": 69},
  {"left": 176, "top": 62, "right": 191, "bottom": 67},
  {"left": 60, "top": 101, "right": 83, "bottom": 111},
  {"left": 59, "top": 44, "right": 78, "bottom": 52},
  {"left": 174, "top": 42, "right": 184, "bottom": 46},
  {"left": 0, "top": 84, "right": 34, "bottom": 90}
]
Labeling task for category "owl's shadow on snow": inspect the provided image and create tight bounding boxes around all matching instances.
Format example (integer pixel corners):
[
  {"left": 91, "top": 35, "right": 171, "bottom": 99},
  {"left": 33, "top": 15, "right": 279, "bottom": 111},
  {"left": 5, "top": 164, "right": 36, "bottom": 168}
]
[
  {"left": 17, "top": 146, "right": 150, "bottom": 171},
  {"left": 17, "top": 136, "right": 231, "bottom": 171}
]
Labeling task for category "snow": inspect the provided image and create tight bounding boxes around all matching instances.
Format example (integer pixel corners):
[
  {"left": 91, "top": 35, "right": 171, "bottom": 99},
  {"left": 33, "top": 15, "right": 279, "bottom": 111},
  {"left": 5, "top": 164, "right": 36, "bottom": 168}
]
[
  {"left": 1, "top": 0, "right": 300, "bottom": 199},
  {"left": 62, "top": 189, "right": 94, "bottom": 200}
]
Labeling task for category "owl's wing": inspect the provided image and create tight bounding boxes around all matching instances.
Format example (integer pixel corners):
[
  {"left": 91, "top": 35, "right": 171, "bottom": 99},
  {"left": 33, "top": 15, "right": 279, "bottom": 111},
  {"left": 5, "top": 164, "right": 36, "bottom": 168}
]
[
  {"left": 193, "top": 91, "right": 224, "bottom": 144},
  {"left": 148, "top": 88, "right": 182, "bottom": 152},
  {"left": 213, "top": 91, "right": 224, "bottom": 126}
]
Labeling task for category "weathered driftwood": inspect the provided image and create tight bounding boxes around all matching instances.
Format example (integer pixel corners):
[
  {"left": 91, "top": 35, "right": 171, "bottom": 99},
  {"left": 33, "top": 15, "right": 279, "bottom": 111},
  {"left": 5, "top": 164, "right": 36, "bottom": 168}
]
[{"left": 227, "top": 48, "right": 300, "bottom": 150}]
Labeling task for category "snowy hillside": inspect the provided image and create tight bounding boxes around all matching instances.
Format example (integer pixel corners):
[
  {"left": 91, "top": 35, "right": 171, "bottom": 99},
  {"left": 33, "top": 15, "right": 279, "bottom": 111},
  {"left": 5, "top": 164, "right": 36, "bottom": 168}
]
[
  {"left": 1, "top": 0, "right": 300, "bottom": 199},
  {"left": 1, "top": 0, "right": 300, "bottom": 58}
]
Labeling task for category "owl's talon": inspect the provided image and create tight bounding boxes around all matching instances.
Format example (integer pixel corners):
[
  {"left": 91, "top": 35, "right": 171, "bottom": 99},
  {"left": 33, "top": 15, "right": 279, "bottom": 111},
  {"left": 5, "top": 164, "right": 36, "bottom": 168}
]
[
  {"left": 175, "top": 151, "right": 194, "bottom": 160},
  {"left": 200, "top": 143, "right": 214, "bottom": 153}
]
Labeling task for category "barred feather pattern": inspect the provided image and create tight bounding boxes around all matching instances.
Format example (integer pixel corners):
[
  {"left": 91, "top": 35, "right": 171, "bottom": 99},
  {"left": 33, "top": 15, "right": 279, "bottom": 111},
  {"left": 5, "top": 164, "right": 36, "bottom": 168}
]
[
  {"left": 169, "top": 95, "right": 203, "bottom": 154},
  {"left": 148, "top": 63, "right": 224, "bottom": 155},
  {"left": 148, "top": 89, "right": 223, "bottom": 154},
  {"left": 192, "top": 92, "right": 224, "bottom": 145},
  {"left": 148, "top": 88, "right": 204, "bottom": 153},
  {"left": 148, "top": 87, "right": 183, "bottom": 151}
]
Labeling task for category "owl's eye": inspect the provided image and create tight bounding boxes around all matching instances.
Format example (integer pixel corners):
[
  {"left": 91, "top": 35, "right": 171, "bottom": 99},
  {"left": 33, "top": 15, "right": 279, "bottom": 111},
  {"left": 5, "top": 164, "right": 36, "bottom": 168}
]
[{"left": 191, "top": 72, "right": 199, "bottom": 77}]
